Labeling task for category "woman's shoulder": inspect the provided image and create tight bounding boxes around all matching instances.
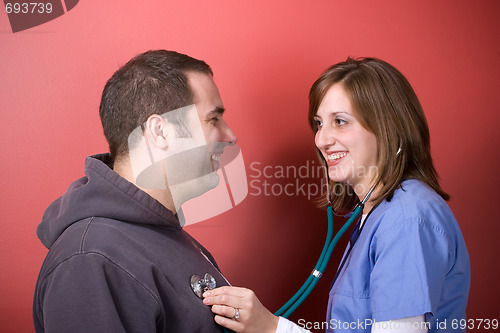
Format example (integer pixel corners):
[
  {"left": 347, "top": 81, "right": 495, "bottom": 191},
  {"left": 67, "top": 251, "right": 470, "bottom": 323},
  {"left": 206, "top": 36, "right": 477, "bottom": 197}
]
[
  {"left": 389, "top": 179, "right": 449, "bottom": 211},
  {"left": 372, "top": 179, "right": 456, "bottom": 234},
  {"left": 395, "top": 179, "right": 442, "bottom": 199}
]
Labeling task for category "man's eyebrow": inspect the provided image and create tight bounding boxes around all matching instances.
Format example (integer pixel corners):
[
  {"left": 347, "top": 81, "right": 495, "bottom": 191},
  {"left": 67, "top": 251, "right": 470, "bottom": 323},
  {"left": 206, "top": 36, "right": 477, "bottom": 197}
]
[{"left": 207, "top": 107, "right": 225, "bottom": 117}]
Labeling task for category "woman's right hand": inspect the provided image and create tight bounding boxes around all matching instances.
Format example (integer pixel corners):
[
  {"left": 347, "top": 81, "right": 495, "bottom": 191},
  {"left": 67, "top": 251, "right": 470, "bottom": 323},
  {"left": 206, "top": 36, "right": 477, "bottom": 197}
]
[{"left": 203, "top": 286, "right": 279, "bottom": 333}]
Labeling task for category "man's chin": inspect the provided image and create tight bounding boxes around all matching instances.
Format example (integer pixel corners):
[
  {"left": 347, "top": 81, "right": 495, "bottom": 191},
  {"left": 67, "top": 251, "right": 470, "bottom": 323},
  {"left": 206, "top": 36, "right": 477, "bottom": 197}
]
[{"left": 170, "top": 172, "right": 220, "bottom": 210}]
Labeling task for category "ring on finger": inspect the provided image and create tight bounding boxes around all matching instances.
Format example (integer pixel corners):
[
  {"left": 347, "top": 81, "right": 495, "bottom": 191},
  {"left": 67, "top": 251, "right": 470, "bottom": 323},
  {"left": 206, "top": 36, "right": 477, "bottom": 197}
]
[{"left": 233, "top": 307, "right": 240, "bottom": 320}]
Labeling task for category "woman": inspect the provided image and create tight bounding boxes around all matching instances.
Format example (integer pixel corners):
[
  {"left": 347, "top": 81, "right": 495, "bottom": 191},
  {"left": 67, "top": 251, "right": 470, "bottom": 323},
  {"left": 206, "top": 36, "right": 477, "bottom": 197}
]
[{"left": 203, "top": 58, "right": 470, "bottom": 333}]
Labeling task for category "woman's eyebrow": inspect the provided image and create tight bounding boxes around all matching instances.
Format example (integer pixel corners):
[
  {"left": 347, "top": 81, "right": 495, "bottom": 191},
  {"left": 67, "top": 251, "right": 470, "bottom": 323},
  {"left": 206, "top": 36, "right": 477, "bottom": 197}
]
[{"left": 317, "top": 111, "right": 350, "bottom": 117}]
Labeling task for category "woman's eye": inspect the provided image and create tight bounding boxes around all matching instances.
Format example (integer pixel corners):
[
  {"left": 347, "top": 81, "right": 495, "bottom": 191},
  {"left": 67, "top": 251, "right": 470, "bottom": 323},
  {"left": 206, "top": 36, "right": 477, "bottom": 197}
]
[
  {"left": 335, "top": 118, "right": 347, "bottom": 126},
  {"left": 314, "top": 119, "right": 323, "bottom": 129}
]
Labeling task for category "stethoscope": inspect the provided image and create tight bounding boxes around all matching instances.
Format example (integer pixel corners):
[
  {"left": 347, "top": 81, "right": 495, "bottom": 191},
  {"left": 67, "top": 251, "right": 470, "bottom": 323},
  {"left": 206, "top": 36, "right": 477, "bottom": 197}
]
[
  {"left": 274, "top": 182, "right": 375, "bottom": 318},
  {"left": 190, "top": 177, "right": 376, "bottom": 324}
]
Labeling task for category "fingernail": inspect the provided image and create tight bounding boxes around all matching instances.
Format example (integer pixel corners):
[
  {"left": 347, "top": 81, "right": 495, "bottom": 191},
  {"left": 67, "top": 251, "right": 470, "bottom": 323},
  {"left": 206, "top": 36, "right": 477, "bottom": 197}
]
[
  {"left": 203, "top": 297, "right": 209, "bottom": 304},
  {"left": 203, "top": 291, "right": 211, "bottom": 297}
]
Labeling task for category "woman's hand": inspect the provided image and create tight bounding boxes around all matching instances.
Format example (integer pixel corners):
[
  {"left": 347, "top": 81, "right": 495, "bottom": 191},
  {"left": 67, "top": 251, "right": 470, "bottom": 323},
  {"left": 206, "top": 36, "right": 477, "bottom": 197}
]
[{"left": 203, "top": 286, "right": 279, "bottom": 333}]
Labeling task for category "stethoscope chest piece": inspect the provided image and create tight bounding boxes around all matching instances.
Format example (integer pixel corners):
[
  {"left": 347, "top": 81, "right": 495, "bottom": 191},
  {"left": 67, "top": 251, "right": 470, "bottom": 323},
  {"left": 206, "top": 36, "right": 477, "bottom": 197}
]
[{"left": 191, "top": 273, "right": 216, "bottom": 299}]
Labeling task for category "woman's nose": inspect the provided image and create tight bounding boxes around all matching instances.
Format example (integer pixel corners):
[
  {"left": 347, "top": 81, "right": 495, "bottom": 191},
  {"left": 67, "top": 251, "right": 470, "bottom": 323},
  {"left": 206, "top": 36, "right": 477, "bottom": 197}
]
[{"left": 315, "top": 126, "right": 335, "bottom": 150}]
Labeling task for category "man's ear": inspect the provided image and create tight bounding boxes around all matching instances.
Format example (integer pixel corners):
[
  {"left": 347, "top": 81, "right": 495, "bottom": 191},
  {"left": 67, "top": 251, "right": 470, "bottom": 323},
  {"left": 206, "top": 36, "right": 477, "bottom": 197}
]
[{"left": 144, "top": 114, "right": 169, "bottom": 149}]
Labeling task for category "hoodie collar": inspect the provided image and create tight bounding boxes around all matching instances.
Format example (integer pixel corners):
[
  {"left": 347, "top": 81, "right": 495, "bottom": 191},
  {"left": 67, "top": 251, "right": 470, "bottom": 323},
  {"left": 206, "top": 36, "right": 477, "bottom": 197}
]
[{"left": 37, "top": 154, "right": 181, "bottom": 249}]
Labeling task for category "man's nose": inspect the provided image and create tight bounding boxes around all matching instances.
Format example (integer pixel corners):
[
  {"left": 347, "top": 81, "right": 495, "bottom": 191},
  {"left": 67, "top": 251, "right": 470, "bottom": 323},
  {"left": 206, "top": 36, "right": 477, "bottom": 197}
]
[{"left": 222, "top": 120, "right": 237, "bottom": 145}]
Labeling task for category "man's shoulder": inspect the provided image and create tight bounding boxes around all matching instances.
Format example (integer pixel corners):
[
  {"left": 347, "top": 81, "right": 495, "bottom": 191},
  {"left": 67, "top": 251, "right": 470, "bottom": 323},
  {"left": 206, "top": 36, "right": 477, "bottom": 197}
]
[{"left": 40, "top": 217, "right": 152, "bottom": 273}]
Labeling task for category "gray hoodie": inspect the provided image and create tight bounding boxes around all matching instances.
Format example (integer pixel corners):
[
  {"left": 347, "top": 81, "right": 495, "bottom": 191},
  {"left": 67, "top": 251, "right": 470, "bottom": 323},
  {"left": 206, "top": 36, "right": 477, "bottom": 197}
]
[{"left": 33, "top": 154, "right": 228, "bottom": 332}]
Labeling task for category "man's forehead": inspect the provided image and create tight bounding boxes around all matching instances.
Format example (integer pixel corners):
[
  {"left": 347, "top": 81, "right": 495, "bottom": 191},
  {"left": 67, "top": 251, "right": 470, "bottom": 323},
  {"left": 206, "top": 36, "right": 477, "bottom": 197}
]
[
  {"left": 186, "top": 71, "right": 213, "bottom": 91},
  {"left": 187, "top": 72, "right": 223, "bottom": 107}
]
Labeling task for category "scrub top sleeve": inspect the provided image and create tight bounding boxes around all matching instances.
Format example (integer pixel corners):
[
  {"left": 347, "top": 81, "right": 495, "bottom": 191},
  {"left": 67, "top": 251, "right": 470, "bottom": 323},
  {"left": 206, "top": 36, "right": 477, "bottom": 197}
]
[
  {"left": 276, "top": 317, "right": 312, "bottom": 333},
  {"left": 371, "top": 315, "right": 428, "bottom": 333},
  {"left": 369, "top": 217, "right": 449, "bottom": 322}
]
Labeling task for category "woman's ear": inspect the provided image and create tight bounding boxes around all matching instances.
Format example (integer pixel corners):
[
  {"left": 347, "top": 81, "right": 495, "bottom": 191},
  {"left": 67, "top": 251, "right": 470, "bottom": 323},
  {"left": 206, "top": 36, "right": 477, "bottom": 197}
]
[{"left": 144, "top": 114, "right": 169, "bottom": 149}]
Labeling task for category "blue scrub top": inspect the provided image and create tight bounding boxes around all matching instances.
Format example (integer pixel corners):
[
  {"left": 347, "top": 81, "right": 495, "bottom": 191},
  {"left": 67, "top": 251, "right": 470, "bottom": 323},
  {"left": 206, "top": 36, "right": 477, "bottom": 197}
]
[{"left": 327, "top": 179, "right": 470, "bottom": 332}]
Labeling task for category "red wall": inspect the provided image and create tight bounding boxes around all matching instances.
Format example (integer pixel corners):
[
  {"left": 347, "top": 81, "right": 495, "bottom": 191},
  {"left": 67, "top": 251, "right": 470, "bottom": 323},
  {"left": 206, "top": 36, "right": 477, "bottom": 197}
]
[{"left": 1, "top": 1, "right": 499, "bottom": 331}]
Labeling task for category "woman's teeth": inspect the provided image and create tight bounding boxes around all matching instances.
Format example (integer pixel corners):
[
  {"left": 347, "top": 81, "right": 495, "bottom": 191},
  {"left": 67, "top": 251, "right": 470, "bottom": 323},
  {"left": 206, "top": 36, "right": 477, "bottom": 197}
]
[
  {"left": 327, "top": 152, "right": 347, "bottom": 161},
  {"left": 212, "top": 155, "right": 221, "bottom": 162}
]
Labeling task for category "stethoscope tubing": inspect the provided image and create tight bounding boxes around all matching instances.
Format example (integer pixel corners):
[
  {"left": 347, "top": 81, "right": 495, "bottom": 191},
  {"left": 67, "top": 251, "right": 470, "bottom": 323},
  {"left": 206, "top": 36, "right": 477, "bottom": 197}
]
[
  {"left": 221, "top": 184, "right": 374, "bottom": 333},
  {"left": 274, "top": 204, "right": 363, "bottom": 318},
  {"left": 221, "top": 204, "right": 361, "bottom": 333},
  {"left": 274, "top": 205, "right": 334, "bottom": 317}
]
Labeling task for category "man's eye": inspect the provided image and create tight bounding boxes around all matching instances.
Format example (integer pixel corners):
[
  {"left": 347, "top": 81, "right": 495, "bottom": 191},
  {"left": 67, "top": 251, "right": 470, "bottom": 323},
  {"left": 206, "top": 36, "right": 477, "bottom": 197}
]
[{"left": 207, "top": 116, "right": 220, "bottom": 124}]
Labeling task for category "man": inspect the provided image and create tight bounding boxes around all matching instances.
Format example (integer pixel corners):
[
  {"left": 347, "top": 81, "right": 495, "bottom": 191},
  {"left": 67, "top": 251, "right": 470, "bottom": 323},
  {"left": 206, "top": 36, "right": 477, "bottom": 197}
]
[{"left": 33, "top": 50, "right": 237, "bottom": 332}]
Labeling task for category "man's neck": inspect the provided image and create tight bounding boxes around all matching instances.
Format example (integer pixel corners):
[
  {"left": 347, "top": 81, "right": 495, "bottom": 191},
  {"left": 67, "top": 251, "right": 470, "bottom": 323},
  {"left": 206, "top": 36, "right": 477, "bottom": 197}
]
[{"left": 113, "top": 156, "right": 177, "bottom": 213}]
